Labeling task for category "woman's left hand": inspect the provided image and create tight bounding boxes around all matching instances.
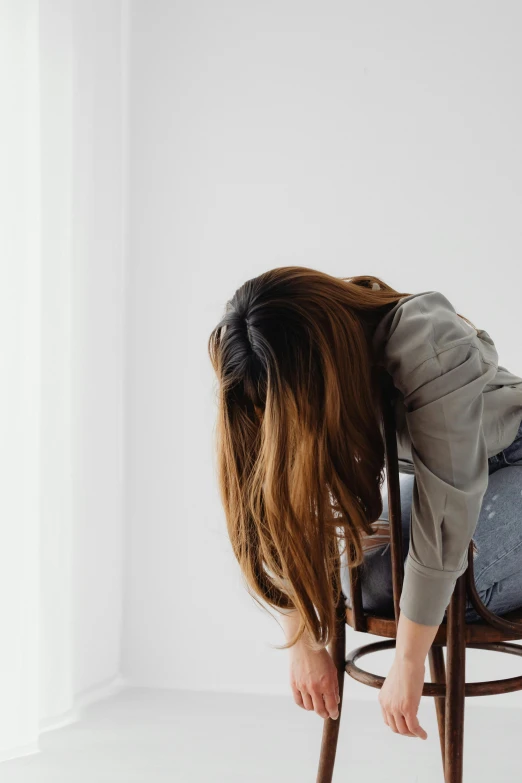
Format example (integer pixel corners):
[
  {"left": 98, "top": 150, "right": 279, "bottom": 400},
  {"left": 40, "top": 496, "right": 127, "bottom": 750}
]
[{"left": 378, "top": 655, "right": 428, "bottom": 739}]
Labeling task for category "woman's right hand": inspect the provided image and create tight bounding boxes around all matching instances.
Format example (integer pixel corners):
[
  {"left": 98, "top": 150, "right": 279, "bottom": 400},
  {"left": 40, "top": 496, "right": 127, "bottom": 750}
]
[{"left": 289, "top": 642, "right": 340, "bottom": 720}]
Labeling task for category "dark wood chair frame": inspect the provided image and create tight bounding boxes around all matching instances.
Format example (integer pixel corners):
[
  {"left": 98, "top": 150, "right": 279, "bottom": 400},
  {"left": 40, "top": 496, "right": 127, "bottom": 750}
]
[{"left": 317, "top": 369, "right": 522, "bottom": 783}]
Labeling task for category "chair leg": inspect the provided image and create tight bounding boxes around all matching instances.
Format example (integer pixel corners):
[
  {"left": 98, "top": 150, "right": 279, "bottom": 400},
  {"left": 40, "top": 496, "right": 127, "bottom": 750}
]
[
  {"left": 316, "top": 604, "right": 346, "bottom": 783},
  {"left": 428, "top": 644, "right": 446, "bottom": 772},
  {"left": 445, "top": 574, "right": 467, "bottom": 783}
]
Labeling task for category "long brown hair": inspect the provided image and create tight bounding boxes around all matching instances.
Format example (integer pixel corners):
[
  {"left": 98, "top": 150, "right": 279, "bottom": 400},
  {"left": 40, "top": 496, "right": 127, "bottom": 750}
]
[{"left": 207, "top": 267, "right": 475, "bottom": 650}]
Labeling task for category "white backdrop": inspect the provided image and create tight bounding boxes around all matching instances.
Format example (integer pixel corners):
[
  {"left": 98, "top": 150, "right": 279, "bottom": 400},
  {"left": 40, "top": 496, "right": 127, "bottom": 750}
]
[
  {"left": 122, "top": 0, "right": 522, "bottom": 709},
  {"left": 3, "top": 0, "right": 522, "bottom": 767},
  {"left": 0, "top": 0, "right": 127, "bottom": 762}
]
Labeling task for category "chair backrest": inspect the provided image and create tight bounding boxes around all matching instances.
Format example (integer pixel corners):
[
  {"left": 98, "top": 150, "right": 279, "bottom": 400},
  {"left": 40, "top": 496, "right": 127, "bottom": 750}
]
[
  {"left": 347, "top": 368, "right": 404, "bottom": 632},
  {"left": 346, "top": 367, "right": 522, "bottom": 639}
]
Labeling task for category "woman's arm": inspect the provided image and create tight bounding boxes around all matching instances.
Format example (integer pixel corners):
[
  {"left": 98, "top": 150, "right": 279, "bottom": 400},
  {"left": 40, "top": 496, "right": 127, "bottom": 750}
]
[
  {"left": 374, "top": 291, "right": 497, "bottom": 737},
  {"left": 279, "top": 608, "right": 323, "bottom": 651},
  {"left": 279, "top": 609, "right": 340, "bottom": 720},
  {"left": 378, "top": 612, "right": 437, "bottom": 739},
  {"left": 396, "top": 612, "right": 439, "bottom": 663},
  {"left": 280, "top": 607, "right": 436, "bottom": 732},
  {"left": 279, "top": 607, "right": 307, "bottom": 645}
]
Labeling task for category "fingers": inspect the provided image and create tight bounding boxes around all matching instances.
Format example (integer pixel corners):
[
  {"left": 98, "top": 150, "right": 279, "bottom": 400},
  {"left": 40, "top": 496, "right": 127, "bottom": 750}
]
[
  {"left": 291, "top": 683, "right": 305, "bottom": 709},
  {"left": 385, "top": 711, "right": 414, "bottom": 737},
  {"left": 300, "top": 690, "right": 314, "bottom": 712},
  {"left": 293, "top": 686, "right": 339, "bottom": 720},
  {"left": 391, "top": 712, "right": 416, "bottom": 737},
  {"left": 310, "top": 690, "right": 330, "bottom": 719},
  {"left": 382, "top": 708, "right": 427, "bottom": 739},
  {"left": 322, "top": 689, "right": 340, "bottom": 720},
  {"left": 403, "top": 711, "right": 428, "bottom": 740}
]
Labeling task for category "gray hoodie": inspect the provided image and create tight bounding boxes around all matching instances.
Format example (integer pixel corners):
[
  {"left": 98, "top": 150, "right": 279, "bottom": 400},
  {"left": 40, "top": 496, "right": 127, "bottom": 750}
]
[{"left": 371, "top": 290, "right": 522, "bottom": 626}]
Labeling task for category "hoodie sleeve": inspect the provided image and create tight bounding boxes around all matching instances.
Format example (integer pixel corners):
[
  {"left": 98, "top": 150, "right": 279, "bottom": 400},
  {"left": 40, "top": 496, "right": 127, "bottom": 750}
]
[{"left": 381, "top": 292, "right": 498, "bottom": 626}]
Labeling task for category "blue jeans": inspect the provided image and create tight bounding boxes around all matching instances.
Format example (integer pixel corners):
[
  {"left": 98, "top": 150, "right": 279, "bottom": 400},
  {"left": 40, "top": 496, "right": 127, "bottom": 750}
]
[{"left": 342, "top": 415, "right": 522, "bottom": 624}]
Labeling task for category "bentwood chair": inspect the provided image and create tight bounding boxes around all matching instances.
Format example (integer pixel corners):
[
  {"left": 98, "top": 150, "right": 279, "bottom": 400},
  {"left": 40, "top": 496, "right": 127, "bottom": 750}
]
[{"left": 317, "top": 369, "right": 522, "bottom": 783}]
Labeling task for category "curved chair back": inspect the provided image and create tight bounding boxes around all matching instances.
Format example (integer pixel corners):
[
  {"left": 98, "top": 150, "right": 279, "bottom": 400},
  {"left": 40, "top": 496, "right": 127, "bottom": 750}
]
[{"left": 347, "top": 368, "right": 403, "bottom": 632}]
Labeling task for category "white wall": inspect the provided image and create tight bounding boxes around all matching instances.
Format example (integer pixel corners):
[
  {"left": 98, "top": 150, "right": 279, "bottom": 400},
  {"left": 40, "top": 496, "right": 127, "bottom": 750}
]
[
  {"left": 69, "top": 0, "right": 128, "bottom": 701},
  {"left": 39, "top": 0, "right": 128, "bottom": 724},
  {"left": 0, "top": 0, "right": 128, "bottom": 760},
  {"left": 122, "top": 0, "right": 522, "bottom": 707}
]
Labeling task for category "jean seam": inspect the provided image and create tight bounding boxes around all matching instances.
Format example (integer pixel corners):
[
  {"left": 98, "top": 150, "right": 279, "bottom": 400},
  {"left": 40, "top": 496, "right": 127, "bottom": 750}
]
[
  {"left": 473, "top": 538, "right": 522, "bottom": 585},
  {"left": 501, "top": 454, "right": 522, "bottom": 466}
]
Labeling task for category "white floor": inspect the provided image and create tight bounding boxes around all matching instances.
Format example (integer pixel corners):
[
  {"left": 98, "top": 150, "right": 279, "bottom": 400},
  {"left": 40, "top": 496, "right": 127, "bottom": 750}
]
[{"left": 0, "top": 684, "right": 519, "bottom": 782}]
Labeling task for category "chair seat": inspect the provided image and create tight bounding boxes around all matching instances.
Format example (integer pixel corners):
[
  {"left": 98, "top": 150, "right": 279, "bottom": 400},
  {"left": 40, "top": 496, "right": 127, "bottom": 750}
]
[{"left": 345, "top": 604, "right": 522, "bottom": 644}]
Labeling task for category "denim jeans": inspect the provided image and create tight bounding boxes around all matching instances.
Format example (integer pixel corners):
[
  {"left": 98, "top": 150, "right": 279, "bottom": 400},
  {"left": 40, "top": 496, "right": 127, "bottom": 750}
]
[{"left": 341, "top": 415, "right": 522, "bottom": 624}]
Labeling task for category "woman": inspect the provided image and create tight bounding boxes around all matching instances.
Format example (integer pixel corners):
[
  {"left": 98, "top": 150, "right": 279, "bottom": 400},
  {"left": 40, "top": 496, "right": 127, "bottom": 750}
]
[{"left": 207, "top": 266, "right": 522, "bottom": 740}]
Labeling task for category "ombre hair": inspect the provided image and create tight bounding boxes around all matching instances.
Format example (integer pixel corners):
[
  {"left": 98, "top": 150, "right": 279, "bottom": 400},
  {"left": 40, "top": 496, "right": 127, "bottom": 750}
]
[{"left": 207, "top": 267, "right": 475, "bottom": 650}]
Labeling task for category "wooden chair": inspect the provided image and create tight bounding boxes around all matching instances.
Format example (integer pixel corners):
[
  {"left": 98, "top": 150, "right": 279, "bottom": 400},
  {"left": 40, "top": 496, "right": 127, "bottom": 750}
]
[{"left": 317, "top": 369, "right": 522, "bottom": 783}]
